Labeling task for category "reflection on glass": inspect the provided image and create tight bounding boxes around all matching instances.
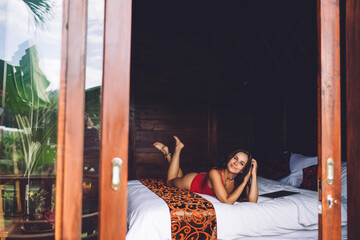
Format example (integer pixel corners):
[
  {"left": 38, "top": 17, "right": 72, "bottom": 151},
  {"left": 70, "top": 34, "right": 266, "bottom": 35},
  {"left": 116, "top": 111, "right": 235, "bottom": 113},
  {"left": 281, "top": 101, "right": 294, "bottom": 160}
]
[
  {"left": 82, "top": 0, "right": 104, "bottom": 239},
  {"left": 0, "top": 0, "right": 61, "bottom": 239}
]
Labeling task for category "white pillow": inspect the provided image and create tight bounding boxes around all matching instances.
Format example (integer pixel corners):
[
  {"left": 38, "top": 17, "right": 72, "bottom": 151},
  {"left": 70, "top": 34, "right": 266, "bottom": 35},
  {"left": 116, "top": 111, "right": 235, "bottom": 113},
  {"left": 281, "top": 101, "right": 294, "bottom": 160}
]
[
  {"left": 280, "top": 161, "right": 348, "bottom": 197},
  {"left": 279, "top": 170, "right": 303, "bottom": 187},
  {"left": 289, "top": 153, "right": 318, "bottom": 173}
]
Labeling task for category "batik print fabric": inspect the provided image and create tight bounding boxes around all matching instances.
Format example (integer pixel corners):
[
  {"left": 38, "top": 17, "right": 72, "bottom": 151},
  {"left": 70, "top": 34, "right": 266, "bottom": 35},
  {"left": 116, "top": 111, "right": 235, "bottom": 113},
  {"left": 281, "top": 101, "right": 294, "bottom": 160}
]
[
  {"left": 140, "top": 178, "right": 217, "bottom": 240},
  {"left": 300, "top": 165, "right": 318, "bottom": 191}
]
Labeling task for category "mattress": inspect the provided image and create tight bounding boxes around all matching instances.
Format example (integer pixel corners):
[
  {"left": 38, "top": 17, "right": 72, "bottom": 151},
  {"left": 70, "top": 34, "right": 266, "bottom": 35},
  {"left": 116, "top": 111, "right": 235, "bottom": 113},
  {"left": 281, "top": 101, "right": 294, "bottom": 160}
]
[{"left": 127, "top": 177, "right": 347, "bottom": 240}]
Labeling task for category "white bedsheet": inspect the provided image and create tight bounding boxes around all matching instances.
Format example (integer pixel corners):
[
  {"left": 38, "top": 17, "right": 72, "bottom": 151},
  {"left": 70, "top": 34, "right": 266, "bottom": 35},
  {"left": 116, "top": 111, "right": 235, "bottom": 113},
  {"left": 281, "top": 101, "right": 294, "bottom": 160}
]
[{"left": 126, "top": 177, "right": 347, "bottom": 240}]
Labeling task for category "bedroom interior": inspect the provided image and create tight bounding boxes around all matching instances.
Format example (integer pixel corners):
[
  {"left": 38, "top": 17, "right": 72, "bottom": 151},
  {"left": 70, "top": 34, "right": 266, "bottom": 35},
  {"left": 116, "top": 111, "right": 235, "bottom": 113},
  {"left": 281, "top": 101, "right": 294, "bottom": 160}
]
[
  {"left": 125, "top": 0, "right": 351, "bottom": 239},
  {"left": 1, "top": 0, "right": 359, "bottom": 239},
  {"left": 129, "top": 0, "right": 322, "bottom": 180}
]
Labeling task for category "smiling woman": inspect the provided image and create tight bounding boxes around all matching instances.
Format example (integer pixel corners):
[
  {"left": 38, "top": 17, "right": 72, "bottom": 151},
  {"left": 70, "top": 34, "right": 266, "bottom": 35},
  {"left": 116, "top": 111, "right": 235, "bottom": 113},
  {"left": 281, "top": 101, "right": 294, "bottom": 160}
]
[{"left": 153, "top": 136, "right": 258, "bottom": 205}]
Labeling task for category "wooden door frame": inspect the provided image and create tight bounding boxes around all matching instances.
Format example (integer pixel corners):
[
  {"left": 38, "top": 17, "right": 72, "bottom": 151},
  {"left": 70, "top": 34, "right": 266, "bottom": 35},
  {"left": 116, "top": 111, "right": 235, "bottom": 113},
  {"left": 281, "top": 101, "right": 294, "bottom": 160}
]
[
  {"left": 98, "top": 0, "right": 132, "bottom": 239},
  {"left": 55, "top": 0, "right": 132, "bottom": 238},
  {"left": 54, "top": 0, "right": 349, "bottom": 239},
  {"left": 55, "top": 0, "right": 87, "bottom": 239},
  {"left": 317, "top": 0, "right": 342, "bottom": 239}
]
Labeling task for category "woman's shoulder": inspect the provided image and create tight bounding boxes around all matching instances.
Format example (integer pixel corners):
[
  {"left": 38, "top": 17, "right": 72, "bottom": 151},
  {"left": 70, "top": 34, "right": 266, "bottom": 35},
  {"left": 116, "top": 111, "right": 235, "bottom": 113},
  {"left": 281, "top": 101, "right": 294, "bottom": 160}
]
[
  {"left": 209, "top": 168, "right": 221, "bottom": 176},
  {"left": 210, "top": 167, "right": 220, "bottom": 172}
]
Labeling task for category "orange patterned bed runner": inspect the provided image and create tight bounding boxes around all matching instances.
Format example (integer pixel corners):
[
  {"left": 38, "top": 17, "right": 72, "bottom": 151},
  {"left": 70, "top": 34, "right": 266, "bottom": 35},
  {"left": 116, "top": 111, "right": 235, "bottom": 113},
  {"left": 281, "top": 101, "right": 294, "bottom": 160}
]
[{"left": 140, "top": 178, "right": 217, "bottom": 240}]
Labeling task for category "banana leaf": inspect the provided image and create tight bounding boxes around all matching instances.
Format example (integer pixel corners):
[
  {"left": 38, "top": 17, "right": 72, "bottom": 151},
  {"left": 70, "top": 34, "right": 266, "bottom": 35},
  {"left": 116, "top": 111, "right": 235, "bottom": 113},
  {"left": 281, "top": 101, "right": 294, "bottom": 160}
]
[{"left": 0, "top": 45, "right": 58, "bottom": 176}]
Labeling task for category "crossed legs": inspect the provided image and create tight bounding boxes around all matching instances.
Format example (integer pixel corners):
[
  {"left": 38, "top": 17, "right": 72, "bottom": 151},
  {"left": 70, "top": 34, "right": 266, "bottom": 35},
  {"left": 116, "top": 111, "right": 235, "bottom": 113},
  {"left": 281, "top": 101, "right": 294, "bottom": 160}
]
[
  {"left": 153, "top": 138, "right": 183, "bottom": 178},
  {"left": 166, "top": 136, "right": 184, "bottom": 184},
  {"left": 154, "top": 136, "right": 196, "bottom": 190}
]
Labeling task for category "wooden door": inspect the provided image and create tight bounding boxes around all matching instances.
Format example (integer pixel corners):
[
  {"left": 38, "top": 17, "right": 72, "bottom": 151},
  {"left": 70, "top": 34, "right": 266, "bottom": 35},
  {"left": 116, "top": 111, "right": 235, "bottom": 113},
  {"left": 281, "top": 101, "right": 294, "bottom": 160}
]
[
  {"left": 55, "top": 0, "right": 132, "bottom": 239},
  {"left": 98, "top": 0, "right": 132, "bottom": 239},
  {"left": 55, "top": 0, "right": 88, "bottom": 239},
  {"left": 317, "top": 0, "right": 342, "bottom": 239}
]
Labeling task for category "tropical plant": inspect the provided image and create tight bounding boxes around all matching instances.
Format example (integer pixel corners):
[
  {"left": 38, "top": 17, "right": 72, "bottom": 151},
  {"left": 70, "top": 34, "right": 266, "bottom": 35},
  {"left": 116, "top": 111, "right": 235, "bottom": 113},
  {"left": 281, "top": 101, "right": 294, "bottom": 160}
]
[
  {"left": 1, "top": 46, "right": 58, "bottom": 216},
  {"left": 21, "top": 0, "right": 55, "bottom": 29},
  {"left": 25, "top": 188, "right": 55, "bottom": 231},
  {"left": 0, "top": 130, "right": 23, "bottom": 175},
  {"left": 1, "top": 46, "right": 58, "bottom": 176},
  {"left": 0, "top": 0, "right": 57, "bottom": 221}
]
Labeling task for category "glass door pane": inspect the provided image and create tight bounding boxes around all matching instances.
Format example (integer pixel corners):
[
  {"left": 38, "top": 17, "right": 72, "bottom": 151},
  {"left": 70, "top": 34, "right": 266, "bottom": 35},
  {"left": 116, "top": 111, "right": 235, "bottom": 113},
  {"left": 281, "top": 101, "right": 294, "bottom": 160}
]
[
  {"left": 82, "top": 0, "right": 104, "bottom": 239},
  {"left": 0, "top": 0, "right": 62, "bottom": 239}
]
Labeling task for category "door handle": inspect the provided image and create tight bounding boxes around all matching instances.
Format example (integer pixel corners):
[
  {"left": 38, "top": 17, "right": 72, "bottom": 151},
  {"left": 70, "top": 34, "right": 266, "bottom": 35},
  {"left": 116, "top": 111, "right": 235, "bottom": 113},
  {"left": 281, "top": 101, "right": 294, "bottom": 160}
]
[
  {"left": 111, "top": 158, "right": 122, "bottom": 190},
  {"left": 326, "top": 158, "right": 334, "bottom": 185}
]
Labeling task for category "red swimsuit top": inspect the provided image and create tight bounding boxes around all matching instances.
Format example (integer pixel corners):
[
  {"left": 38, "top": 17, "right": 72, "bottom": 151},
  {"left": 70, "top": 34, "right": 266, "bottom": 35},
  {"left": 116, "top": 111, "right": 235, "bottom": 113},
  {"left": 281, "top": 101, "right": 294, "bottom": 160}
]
[{"left": 190, "top": 169, "right": 224, "bottom": 196}]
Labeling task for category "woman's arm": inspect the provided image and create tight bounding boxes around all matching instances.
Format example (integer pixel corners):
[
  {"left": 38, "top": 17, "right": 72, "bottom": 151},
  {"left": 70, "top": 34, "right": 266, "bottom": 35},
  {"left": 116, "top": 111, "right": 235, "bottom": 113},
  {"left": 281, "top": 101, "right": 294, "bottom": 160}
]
[
  {"left": 248, "top": 159, "right": 258, "bottom": 203},
  {"left": 209, "top": 169, "right": 251, "bottom": 205}
]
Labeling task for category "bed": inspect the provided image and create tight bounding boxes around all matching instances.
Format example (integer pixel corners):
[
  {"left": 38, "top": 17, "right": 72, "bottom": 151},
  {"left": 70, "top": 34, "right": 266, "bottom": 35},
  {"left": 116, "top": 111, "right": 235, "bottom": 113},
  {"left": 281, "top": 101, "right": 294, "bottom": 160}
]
[{"left": 126, "top": 157, "right": 348, "bottom": 240}]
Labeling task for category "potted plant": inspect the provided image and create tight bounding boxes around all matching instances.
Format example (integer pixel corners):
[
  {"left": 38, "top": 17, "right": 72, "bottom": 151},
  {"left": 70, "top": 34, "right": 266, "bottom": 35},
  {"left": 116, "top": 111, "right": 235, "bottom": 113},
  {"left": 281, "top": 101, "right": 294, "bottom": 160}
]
[{"left": 22, "top": 188, "right": 55, "bottom": 233}]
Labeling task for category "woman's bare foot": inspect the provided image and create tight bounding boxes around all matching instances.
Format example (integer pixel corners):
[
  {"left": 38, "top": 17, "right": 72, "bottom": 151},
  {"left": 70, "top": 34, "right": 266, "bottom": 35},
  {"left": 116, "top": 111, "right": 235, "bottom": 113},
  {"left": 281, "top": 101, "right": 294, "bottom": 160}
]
[
  {"left": 154, "top": 138, "right": 183, "bottom": 178},
  {"left": 174, "top": 136, "right": 184, "bottom": 149},
  {"left": 153, "top": 142, "right": 170, "bottom": 159}
]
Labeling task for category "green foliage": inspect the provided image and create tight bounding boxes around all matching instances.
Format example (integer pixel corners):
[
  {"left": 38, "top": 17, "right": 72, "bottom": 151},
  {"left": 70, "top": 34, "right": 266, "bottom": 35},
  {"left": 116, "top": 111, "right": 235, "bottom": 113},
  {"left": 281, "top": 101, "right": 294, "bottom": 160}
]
[
  {"left": 22, "top": 0, "right": 55, "bottom": 29},
  {"left": 28, "top": 187, "right": 47, "bottom": 219},
  {"left": 4, "top": 46, "right": 51, "bottom": 114},
  {"left": 0, "top": 159, "right": 14, "bottom": 174},
  {"left": 0, "top": 132, "right": 24, "bottom": 175},
  {"left": 85, "top": 86, "right": 101, "bottom": 129},
  {"left": 0, "top": 45, "right": 58, "bottom": 176}
]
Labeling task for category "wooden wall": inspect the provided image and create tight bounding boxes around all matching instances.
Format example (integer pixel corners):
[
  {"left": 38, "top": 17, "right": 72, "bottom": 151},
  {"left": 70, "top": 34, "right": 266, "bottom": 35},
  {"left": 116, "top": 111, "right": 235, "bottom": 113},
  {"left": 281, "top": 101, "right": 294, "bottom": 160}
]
[
  {"left": 129, "top": 13, "right": 211, "bottom": 178},
  {"left": 129, "top": 0, "right": 318, "bottom": 179},
  {"left": 346, "top": 0, "right": 360, "bottom": 238}
]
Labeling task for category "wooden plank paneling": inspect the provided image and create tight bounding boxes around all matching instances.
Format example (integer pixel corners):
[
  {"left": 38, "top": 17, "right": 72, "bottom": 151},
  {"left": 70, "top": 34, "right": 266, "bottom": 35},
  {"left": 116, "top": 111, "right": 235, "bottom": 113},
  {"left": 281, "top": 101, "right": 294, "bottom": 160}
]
[
  {"left": 135, "top": 106, "right": 207, "bottom": 121},
  {"left": 135, "top": 119, "right": 207, "bottom": 131},
  {"left": 135, "top": 130, "right": 208, "bottom": 148},
  {"left": 346, "top": 0, "right": 360, "bottom": 239},
  {"left": 317, "top": 0, "right": 341, "bottom": 239},
  {"left": 207, "top": 30, "right": 220, "bottom": 166},
  {"left": 55, "top": 0, "right": 87, "bottom": 239},
  {"left": 99, "top": 0, "right": 132, "bottom": 238},
  {"left": 129, "top": 80, "right": 136, "bottom": 180},
  {"left": 130, "top": 7, "right": 212, "bottom": 177},
  {"left": 129, "top": 0, "right": 319, "bottom": 181},
  {"left": 131, "top": 38, "right": 210, "bottom": 177}
]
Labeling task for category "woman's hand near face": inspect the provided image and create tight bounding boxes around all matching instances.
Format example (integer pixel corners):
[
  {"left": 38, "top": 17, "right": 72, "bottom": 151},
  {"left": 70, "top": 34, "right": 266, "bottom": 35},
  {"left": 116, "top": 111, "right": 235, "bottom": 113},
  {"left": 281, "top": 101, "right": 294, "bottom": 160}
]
[
  {"left": 251, "top": 158, "right": 258, "bottom": 176},
  {"left": 248, "top": 158, "right": 258, "bottom": 203},
  {"left": 210, "top": 168, "right": 250, "bottom": 205},
  {"left": 244, "top": 166, "right": 252, "bottom": 183}
]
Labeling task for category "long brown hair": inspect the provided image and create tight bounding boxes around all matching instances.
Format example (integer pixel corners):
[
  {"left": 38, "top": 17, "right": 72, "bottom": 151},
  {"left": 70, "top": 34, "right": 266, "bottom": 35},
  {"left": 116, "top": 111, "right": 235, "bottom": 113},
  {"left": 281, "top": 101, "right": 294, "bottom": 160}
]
[{"left": 219, "top": 149, "right": 252, "bottom": 202}]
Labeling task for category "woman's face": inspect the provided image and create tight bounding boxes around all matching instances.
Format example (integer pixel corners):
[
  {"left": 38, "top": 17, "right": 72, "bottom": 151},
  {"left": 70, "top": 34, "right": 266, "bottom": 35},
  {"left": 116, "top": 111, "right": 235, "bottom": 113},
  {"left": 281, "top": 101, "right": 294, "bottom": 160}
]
[{"left": 227, "top": 152, "right": 249, "bottom": 174}]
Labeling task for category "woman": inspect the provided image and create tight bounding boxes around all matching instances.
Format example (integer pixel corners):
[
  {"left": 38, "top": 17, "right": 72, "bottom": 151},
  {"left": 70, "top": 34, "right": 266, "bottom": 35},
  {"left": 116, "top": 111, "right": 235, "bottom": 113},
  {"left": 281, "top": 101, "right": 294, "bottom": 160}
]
[{"left": 153, "top": 136, "right": 258, "bottom": 204}]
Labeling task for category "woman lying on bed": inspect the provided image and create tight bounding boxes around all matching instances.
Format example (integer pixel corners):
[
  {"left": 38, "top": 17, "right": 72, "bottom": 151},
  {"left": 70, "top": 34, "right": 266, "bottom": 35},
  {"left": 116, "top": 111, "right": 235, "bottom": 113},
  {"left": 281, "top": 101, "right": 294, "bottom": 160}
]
[{"left": 154, "top": 136, "right": 258, "bottom": 204}]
